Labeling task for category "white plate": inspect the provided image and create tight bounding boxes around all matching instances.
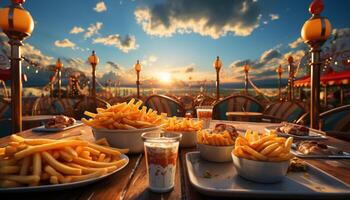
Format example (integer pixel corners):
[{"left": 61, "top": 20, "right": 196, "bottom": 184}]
[
  {"left": 32, "top": 121, "right": 83, "bottom": 132},
  {"left": 0, "top": 154, "right": 129, "bottom": 193},
  {"left": 186, "top": 152, "right": 350, "bottom": 198},
  {"left": 265, "top": 124, "right": 327, "bottom": 140},
  {"left": 291, "top": 144, "right": 350, "bottom": 159}
]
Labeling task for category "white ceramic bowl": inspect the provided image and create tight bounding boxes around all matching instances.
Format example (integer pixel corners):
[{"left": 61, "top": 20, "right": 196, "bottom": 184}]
[
  {"left": 92, "top": 126, "right": 161, "bottom": 154},
  {"left": 232, "top": 153, "right": 290, "bottom": 183},
  {"left": 164, "top": 131, "right": 197, "bottom": 148},
  {"left": 197, "top": 143, "right": 234, "bottom": 162}
]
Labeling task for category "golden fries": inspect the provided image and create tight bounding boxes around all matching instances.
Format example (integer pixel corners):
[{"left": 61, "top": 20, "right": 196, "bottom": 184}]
[
  {"left": 233, "top": 130, "right": 293, "bottom": 162},
  {"left": 197, "top": 130, "right": 235, "bottom": 146},
  {"left": 163, "top": 117, "right": 202, "bottom": 132},
  {"left": 81, "top": 98, "right": 166, "bottom": 130},
  {"left": 0, "top": 134, "right": 129, "bottom": 188}
]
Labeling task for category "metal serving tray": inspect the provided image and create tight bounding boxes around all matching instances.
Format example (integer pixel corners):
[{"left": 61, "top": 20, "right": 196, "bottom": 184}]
[{"left": 186, "top": 152, "right": 350, "bottom": 199}]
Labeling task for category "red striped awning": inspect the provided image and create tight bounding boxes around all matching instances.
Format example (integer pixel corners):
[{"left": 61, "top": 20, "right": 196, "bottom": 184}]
[{"left": 294, "top": 70, "right": 350, "bottom": 87}]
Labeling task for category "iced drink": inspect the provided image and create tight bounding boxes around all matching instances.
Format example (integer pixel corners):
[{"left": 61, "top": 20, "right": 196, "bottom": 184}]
[
  {"left": 196, "top": 106, "right": 213, "bottom": 129},
  {"left": 142, "top": 132, "right": 182, "bottom": 193}
]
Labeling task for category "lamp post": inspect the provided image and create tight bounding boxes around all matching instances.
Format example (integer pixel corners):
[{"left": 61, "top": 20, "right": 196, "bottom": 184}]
[
  {"left": 55, "top": 58, "right": 63, "bottom": 98},
  {"left": 301, "top": 0, "right": 332, "bottom": 129},
  {"left": 88, "top": 50, "right": 99, "bottom": 97},
  {"left": 243, "top": 64, "right": 250, "bottom": 95},
  {"left": 287, "top": 56, "right": 295, "bottom": 101},
  {"left": 213, "top": 56, "right": 222, "bottom": 100},
  {"left": 0, "top": 0, "right": 34, "bottom": 133},
  {"left": 134, "top": 60, "right": 141, "bottom": 98},
  {"left": 276, "top": 65, "right": 283, "bottom": 100}
]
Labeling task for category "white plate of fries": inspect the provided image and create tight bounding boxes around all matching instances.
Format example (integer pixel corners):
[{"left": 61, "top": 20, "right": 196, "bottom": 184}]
[{"left": 0, "top": 135, "right": 129, "bottom": 192}]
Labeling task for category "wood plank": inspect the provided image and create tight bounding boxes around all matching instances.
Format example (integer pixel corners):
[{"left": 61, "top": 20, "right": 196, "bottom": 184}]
[
  {"left": 123, "top": 153, "right": 182, "bottom": 199},
  {"left": 78, "top": 154, "right": 141, "bottom": 200}
]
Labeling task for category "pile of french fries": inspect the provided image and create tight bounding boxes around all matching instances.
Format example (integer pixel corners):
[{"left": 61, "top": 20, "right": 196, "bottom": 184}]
[
  {"left": 197, "top": 130, "right": 235, "bottom": 146},
  {"left": 233, "top": 130, "right": 293, "bottom": 162},
  {"left": 163, "top": 117, "right": 202, "bottom": 132},
  {"left": 82, "top": 99, "right": 166, "bottom": 130},
  {"left": 0, "top": 135, "right": 128, "bottom": 188}
]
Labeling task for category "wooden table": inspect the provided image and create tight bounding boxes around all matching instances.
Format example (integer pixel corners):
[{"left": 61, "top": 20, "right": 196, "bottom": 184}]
[
  {"left": 226, "top": 112, "right": 263, "bottom": 122},
  {"left": 1, "top": 121, "right": 350, "bottom": 200}
]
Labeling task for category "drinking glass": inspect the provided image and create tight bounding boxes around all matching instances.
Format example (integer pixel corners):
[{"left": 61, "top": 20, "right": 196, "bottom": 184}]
[
  {"left": 142, "top": 131, "right": 182, "bottom": 193},
  {"left": 196, "top": 106, "right": 213, "bottom": 129}
]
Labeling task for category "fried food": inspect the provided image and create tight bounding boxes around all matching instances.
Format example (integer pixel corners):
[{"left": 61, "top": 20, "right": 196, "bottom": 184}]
[
  {"left": 45, "top": 115, "right": 76, "bottom": 129},
  {"left": 0, "top": 134, "right": 128, "bottom": 188},
  {"left": 163, "top": 117, "right": 202, "bottom": 132},
  {"left": 82, "top": 98, "right": 166, "bottom": 130},
  {"left": 233, "top": 129, "right": 293, "bottom": 162}
]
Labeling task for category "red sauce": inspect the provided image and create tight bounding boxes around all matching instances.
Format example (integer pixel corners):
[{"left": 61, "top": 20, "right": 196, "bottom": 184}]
[{"left": 145, "top": 148, "right": 178, "bottom": 168}]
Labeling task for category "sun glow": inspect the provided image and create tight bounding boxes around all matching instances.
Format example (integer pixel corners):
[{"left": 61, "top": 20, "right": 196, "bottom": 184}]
[{"left": 158, "top": 72, "right": 172, "bottom": 84}]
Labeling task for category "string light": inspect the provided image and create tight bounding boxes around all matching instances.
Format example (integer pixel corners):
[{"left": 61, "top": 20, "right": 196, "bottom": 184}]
[{"left": 35, "top": 69, "right": 38, "bottom": 74}]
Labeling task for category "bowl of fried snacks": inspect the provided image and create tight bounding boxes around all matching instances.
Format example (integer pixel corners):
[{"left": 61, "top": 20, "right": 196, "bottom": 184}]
[
  {"left": 232, "top": 130, "right": 293, "bottom": 183},
  {"left": 82, "top": 99, "right": 166, "bottom": 153},
  {"left": 0, "top": 135, "right": 129, "bottom": 190},
  {"left": 197, "top": 124, "right": 238, "bottom": 162},
  {"left": 163, "top": 117, "right": 202, "bottom": 148}
]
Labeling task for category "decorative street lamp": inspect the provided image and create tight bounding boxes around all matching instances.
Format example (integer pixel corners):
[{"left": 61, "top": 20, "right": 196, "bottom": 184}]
[
  {"left": 301, "top": 0, "right": 332, "bottom": 129},
  {"left": 88, "top": 50, "right": 99, "bottom": 97},
  {"left": 0, "top": 0, "right": 34, "bottom": 133},
  {"left": 243, "top": 63, "right": 250, "bottom": 95},
  {"left": 55, "top": 58, "right": 63, "bottom": 98},
  {"left": 213, "top": 56, "right": 222, "bottom": 100},
  {"left": 134, "top": 60, "right": 141, "bottom": 98},
  {"left": 287, "top": 56, "right": 295, "bottom": 101},
  {"left": 276, "top": 65, "right": 283, "bottom": 100}
]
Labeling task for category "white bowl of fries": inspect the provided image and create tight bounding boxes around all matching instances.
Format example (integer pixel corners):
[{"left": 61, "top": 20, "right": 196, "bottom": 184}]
[
  {"left": 92, "top": 126, "right": 162, "bottom": 154},
  {"left": 232, "top": 130, "right": 293, "bottom": 183},
  {"left": 82, "top": 99, "right": 167, "bottom": 154}
]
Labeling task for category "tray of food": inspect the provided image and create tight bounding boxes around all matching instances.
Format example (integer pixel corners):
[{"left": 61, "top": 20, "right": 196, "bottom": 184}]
[
  {"left": 265, "top": 122, "right": 327, "bottom": 140},
  {"left": 32, "top": 115, "right": 82, "bottom": 132},
  {"left": 186, "top": 131, "right": 350, "bottom": 198},
  {"left": 0, "top": 135, "right": 129, "bottom": 192},
  {"left": 291, "top": 141, "right": 350, "bottom": 159},
  {"left": 82, "top": 99, "right": 166, "bottom": 153},
  {"left": 162, "top": 117, "right": 202, "bottom": 148}
]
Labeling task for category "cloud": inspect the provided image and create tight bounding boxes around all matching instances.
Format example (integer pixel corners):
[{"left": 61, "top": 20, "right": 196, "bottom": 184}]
[
  {"left": 94, "top": 1, "right": 107, "bottom": 12},
  {"left": 70, "top": 26, "right": 84, "bottom": 34},
  {"left": 84, "top": 22, "right": 103, "bottom": 39},
  {"left": 106, "top": 61, "right": 120, "bottom": 70},
  {"left": 92, "top": 34, "right": 139, "bottom": 53},
  {"left": 185, "top": 66, "right": 194, "bottom": 73},
  {"left": 269, "top": 14, "right": 279, "bottom": 21},
  {"left": 134, "top": 0, "right": 261, "bottom": 39},
  {"left": 141, "top": 55, "right": 158, "bottom": 66},
  {"left": 289, "top": 37, "right": 304, "bottom": 49},
  {"left": 54, "top": 39, "right": 76, "bottom": 48}
]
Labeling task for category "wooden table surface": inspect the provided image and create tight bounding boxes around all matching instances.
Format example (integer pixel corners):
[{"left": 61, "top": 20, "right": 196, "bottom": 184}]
[
  {"left": 226, "top": 112, "right": 263, "bottom": 122},
  {"left": 1, "top": 121, "right": 350, "bottom": 200}
]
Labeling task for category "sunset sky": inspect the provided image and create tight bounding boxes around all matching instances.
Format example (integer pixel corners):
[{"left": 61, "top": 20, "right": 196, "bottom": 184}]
[{"left": 0, "top": 0, "right": 350, "bottom": 86}]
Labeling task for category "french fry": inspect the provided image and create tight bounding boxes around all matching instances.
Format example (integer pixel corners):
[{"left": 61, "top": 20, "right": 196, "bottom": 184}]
[
  {"left": 197, "top": 130, "right": 235, "bottom": 146},
  {"left": 0, "top": 175, "right": 40, "bottom": 184},
  {"left": 72, "top": 157, "right": 127, "bottom": 168},
  {"left": 0, "top": 159, "right": 17, "bottom": 167},
  {"left": 0, "top": 180, "right": 22, "bottom": 188},
  {"left": 50, "top": 176, "right": 59, "bottom": 184},
  {"left": 44, "top": 165, "right": 70, "bottom": 183},
  {"left": 42, "top": 152, "right": 82, "bottom": 175},
  {"left": 20, "top": 156, "right": 31, "bottom": 175},
  {"left": 15, "top": 140, "right": 87, "bottom": 159},
  {"left": 32, "top": 153, "right": 42, "bottom": 176},
  {"left": 68, "top": 169, "right": 107, "bottom": 182},
  {"left": 95, "top": 138, "right": 109, "bottom": 146},
  {"left": 60, "top": 151, "right": 73, "bottom": 162},
  {"left": 0, "top": 166, "right": 20, "bottom": 174}
]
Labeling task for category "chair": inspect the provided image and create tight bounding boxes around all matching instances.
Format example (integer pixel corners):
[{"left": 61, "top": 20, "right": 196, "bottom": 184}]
[
  {"left": 0, "top": 98, "right": 11, "bottom": 137},
  {"left": 194, "top": 94, "right": 216, "bottom": 107},
  {"left": 74, "top": 96, "right": 108, "bottom": 119},
  {"left": 31, "top": 96, "right": 55, "bottom": 115},
  {"left": 320, "top": 104, "right": 350, "bottom": 132},
  {"left": 212, "top": 94, "right": 263, "bottom": 120},
  {"left": 144, "top": 94, "right": 185, "bottom": 117},
  {"left": 179, "top": 95, "right": 194, "bottom": 110},
  {"left": 51, "top": 98, "right": 79, "bottom": 117},
  {"left": 262, "top": 101, "right": 307, "bottom": 123}
]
